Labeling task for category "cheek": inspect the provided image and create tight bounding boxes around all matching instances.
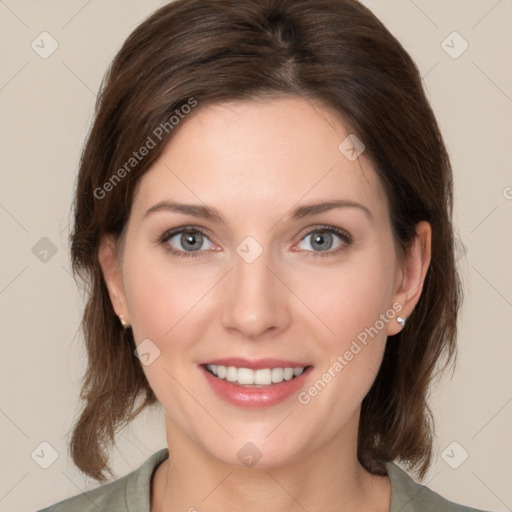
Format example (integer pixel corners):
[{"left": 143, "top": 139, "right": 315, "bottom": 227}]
[
  {"left": 122, "top": 248, "right": 208, "bottom": 414},
  {"left": 123, "top": 246, "right": 211, "bottom": 340},
  {"left": 311, "top": 252, "right": 394, "bottom": 340},
  {"left": 300, "top": 248, "right": 395, "bottom": 401}
]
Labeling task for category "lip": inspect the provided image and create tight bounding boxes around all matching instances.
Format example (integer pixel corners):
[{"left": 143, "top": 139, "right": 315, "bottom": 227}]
[
  {"left": 199, "top": 357, "right": 311, "bottom": 370},
  {"left": 200, "top": 364, "right": 314, "bottom": 408}
]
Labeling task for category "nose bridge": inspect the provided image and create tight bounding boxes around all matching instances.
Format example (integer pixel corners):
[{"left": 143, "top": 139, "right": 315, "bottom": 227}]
[{"left": 221, "top": 238, "right": 289, "bottom": 338}]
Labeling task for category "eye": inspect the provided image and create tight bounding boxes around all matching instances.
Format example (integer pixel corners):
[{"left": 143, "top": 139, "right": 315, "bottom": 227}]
[
  {"left": 294, "top": 225, "right": 352, "bottom": 256},
  {"left": 158, "top": 224, "right": 352, "bottom": 259},
  {"left": 159, "top": 227, "right": 216, "bottom": 258}
]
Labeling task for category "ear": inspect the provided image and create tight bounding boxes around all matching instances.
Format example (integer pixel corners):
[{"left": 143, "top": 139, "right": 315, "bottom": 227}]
[
  {"left": 387, "top": 221, "right": 432, "bottom": 336},
  {"left": 98, "top": 234, "right": 129, "bottom": 323}
]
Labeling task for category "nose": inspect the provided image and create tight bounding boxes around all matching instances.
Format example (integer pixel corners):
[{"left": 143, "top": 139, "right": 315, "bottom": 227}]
[{"left": 221, "top": 246, "right": 291, "bottom": 340}]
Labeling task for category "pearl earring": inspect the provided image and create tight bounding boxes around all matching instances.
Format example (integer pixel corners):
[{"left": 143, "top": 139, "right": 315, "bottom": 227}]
[
  {"left": 119, "top": 315, "right": 128, "bottom": 329},
  {"left": 397, "top": 316, "right": 407, "bottom": 327}
]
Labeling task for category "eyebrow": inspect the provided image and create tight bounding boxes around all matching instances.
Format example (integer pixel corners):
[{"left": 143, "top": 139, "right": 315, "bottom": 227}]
[{"left": 143, "top": 199, "right": 373, "bottom": 223}]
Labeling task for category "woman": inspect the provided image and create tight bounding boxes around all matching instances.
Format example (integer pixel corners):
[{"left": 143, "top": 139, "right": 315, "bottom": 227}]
[{"left": 36, "top": 0, "right": 490, "bottom": 510}]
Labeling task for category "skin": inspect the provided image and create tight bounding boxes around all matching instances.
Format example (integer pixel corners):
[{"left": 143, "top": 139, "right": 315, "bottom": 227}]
[{"left": 99, "top": 96, "right": 431, "bottom": 512}]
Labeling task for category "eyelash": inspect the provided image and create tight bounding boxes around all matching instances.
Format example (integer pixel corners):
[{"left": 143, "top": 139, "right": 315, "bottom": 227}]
[{"left": 157, "top": 224, "right": 352, "bottom": 259}]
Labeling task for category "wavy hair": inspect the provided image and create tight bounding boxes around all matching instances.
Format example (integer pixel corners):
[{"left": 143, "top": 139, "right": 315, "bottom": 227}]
[{"left": 68, "top": 0, "right": 462, "bottom": 482}]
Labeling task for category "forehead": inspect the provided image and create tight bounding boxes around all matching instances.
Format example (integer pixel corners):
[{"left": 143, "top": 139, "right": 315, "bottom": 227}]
[{"left": 131, "top": 96, "right": 389, "bottom": 223}]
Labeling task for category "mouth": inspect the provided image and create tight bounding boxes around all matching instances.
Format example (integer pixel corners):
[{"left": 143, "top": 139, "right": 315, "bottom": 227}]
[
  {"left": 199, "top": 361, "right": 314, "bottom": 408},
  {"left": 201, "top": 363, "right": 313, "bottom": 388}
]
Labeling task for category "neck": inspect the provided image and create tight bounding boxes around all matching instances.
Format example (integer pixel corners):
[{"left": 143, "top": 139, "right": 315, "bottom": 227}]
[{"left": 151, "top": 415, "right": 391, "bottom": 512}]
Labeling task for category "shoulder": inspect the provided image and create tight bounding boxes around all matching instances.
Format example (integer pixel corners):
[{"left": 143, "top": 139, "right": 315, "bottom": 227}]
[
  {"left": 35, "top": 476, "right": 126, "bottom": 512},
  {"left": 385, "top": 462, "right": 492, "bottom": 512},
  {"left": 34, "top": 448, "right": 169, "bottom": 512}
]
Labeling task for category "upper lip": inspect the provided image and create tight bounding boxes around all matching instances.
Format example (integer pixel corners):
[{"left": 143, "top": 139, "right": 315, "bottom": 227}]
[{"left": 199, "top": 357, "right": 312, "bottom": 370}]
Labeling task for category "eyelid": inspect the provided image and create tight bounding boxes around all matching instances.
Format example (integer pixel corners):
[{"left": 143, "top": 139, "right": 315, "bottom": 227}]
[
  {"left": 159, "top": 225, "right": 215, "bottom": 240},
  {"left": 294, "top": 224, "right": 352, "bottom": 243}
]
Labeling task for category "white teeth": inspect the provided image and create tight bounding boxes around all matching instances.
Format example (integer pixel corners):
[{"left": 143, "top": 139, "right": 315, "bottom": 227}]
[
  {"left": 283, "top": 367, "right": 294, "bottom": 380},
  {"left": 271, "top": 367, "right": 284, "bottom": 383},
  {"left": 226, "top": 366, "right": 238, "bottom": 382},
  {"left": 238, "top": 367, "right": 256, "bottom": 385},
  {"left": 206, "top": 365, "right": 307, "bottom": 386}
]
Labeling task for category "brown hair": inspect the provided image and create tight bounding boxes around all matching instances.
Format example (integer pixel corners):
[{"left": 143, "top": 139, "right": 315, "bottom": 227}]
[{"left": 69, "top": 0, "right": 462, "bottom": 482}]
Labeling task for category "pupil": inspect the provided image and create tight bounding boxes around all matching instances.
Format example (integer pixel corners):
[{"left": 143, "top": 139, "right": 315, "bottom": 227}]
[
  {"left": 182, "top": 232, "right": 202, "bottom": 251},
  {"left": 312, "top": 231, "right": 332, "bottom": 251}
]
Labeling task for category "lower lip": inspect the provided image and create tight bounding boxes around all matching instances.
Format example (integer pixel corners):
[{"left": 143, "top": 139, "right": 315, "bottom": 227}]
[{"left": 200, "top": 365, "right": 313, "bottom": 408}]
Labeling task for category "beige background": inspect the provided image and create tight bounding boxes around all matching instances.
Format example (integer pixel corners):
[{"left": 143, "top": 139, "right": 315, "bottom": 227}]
[{"left": 0, "top": 1, "right": 511, "bottom": 511}]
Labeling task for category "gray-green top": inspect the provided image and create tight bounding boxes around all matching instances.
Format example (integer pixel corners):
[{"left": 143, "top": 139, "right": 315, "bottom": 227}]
[{"left": 35, "top": 448, "right": 491, "bottom": 512}]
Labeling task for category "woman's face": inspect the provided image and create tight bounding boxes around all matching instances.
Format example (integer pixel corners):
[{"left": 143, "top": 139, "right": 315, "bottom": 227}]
[{"left": 101, "top": 96, "right": 423, "bottom": 467}]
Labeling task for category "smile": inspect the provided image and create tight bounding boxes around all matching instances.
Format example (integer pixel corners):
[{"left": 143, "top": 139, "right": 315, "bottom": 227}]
[
  {"left": 204, "top": 364, "right": 307, "bottom": 386},
  {"left": 199, "top": 362, "right": 314, "bottom": 408}
]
